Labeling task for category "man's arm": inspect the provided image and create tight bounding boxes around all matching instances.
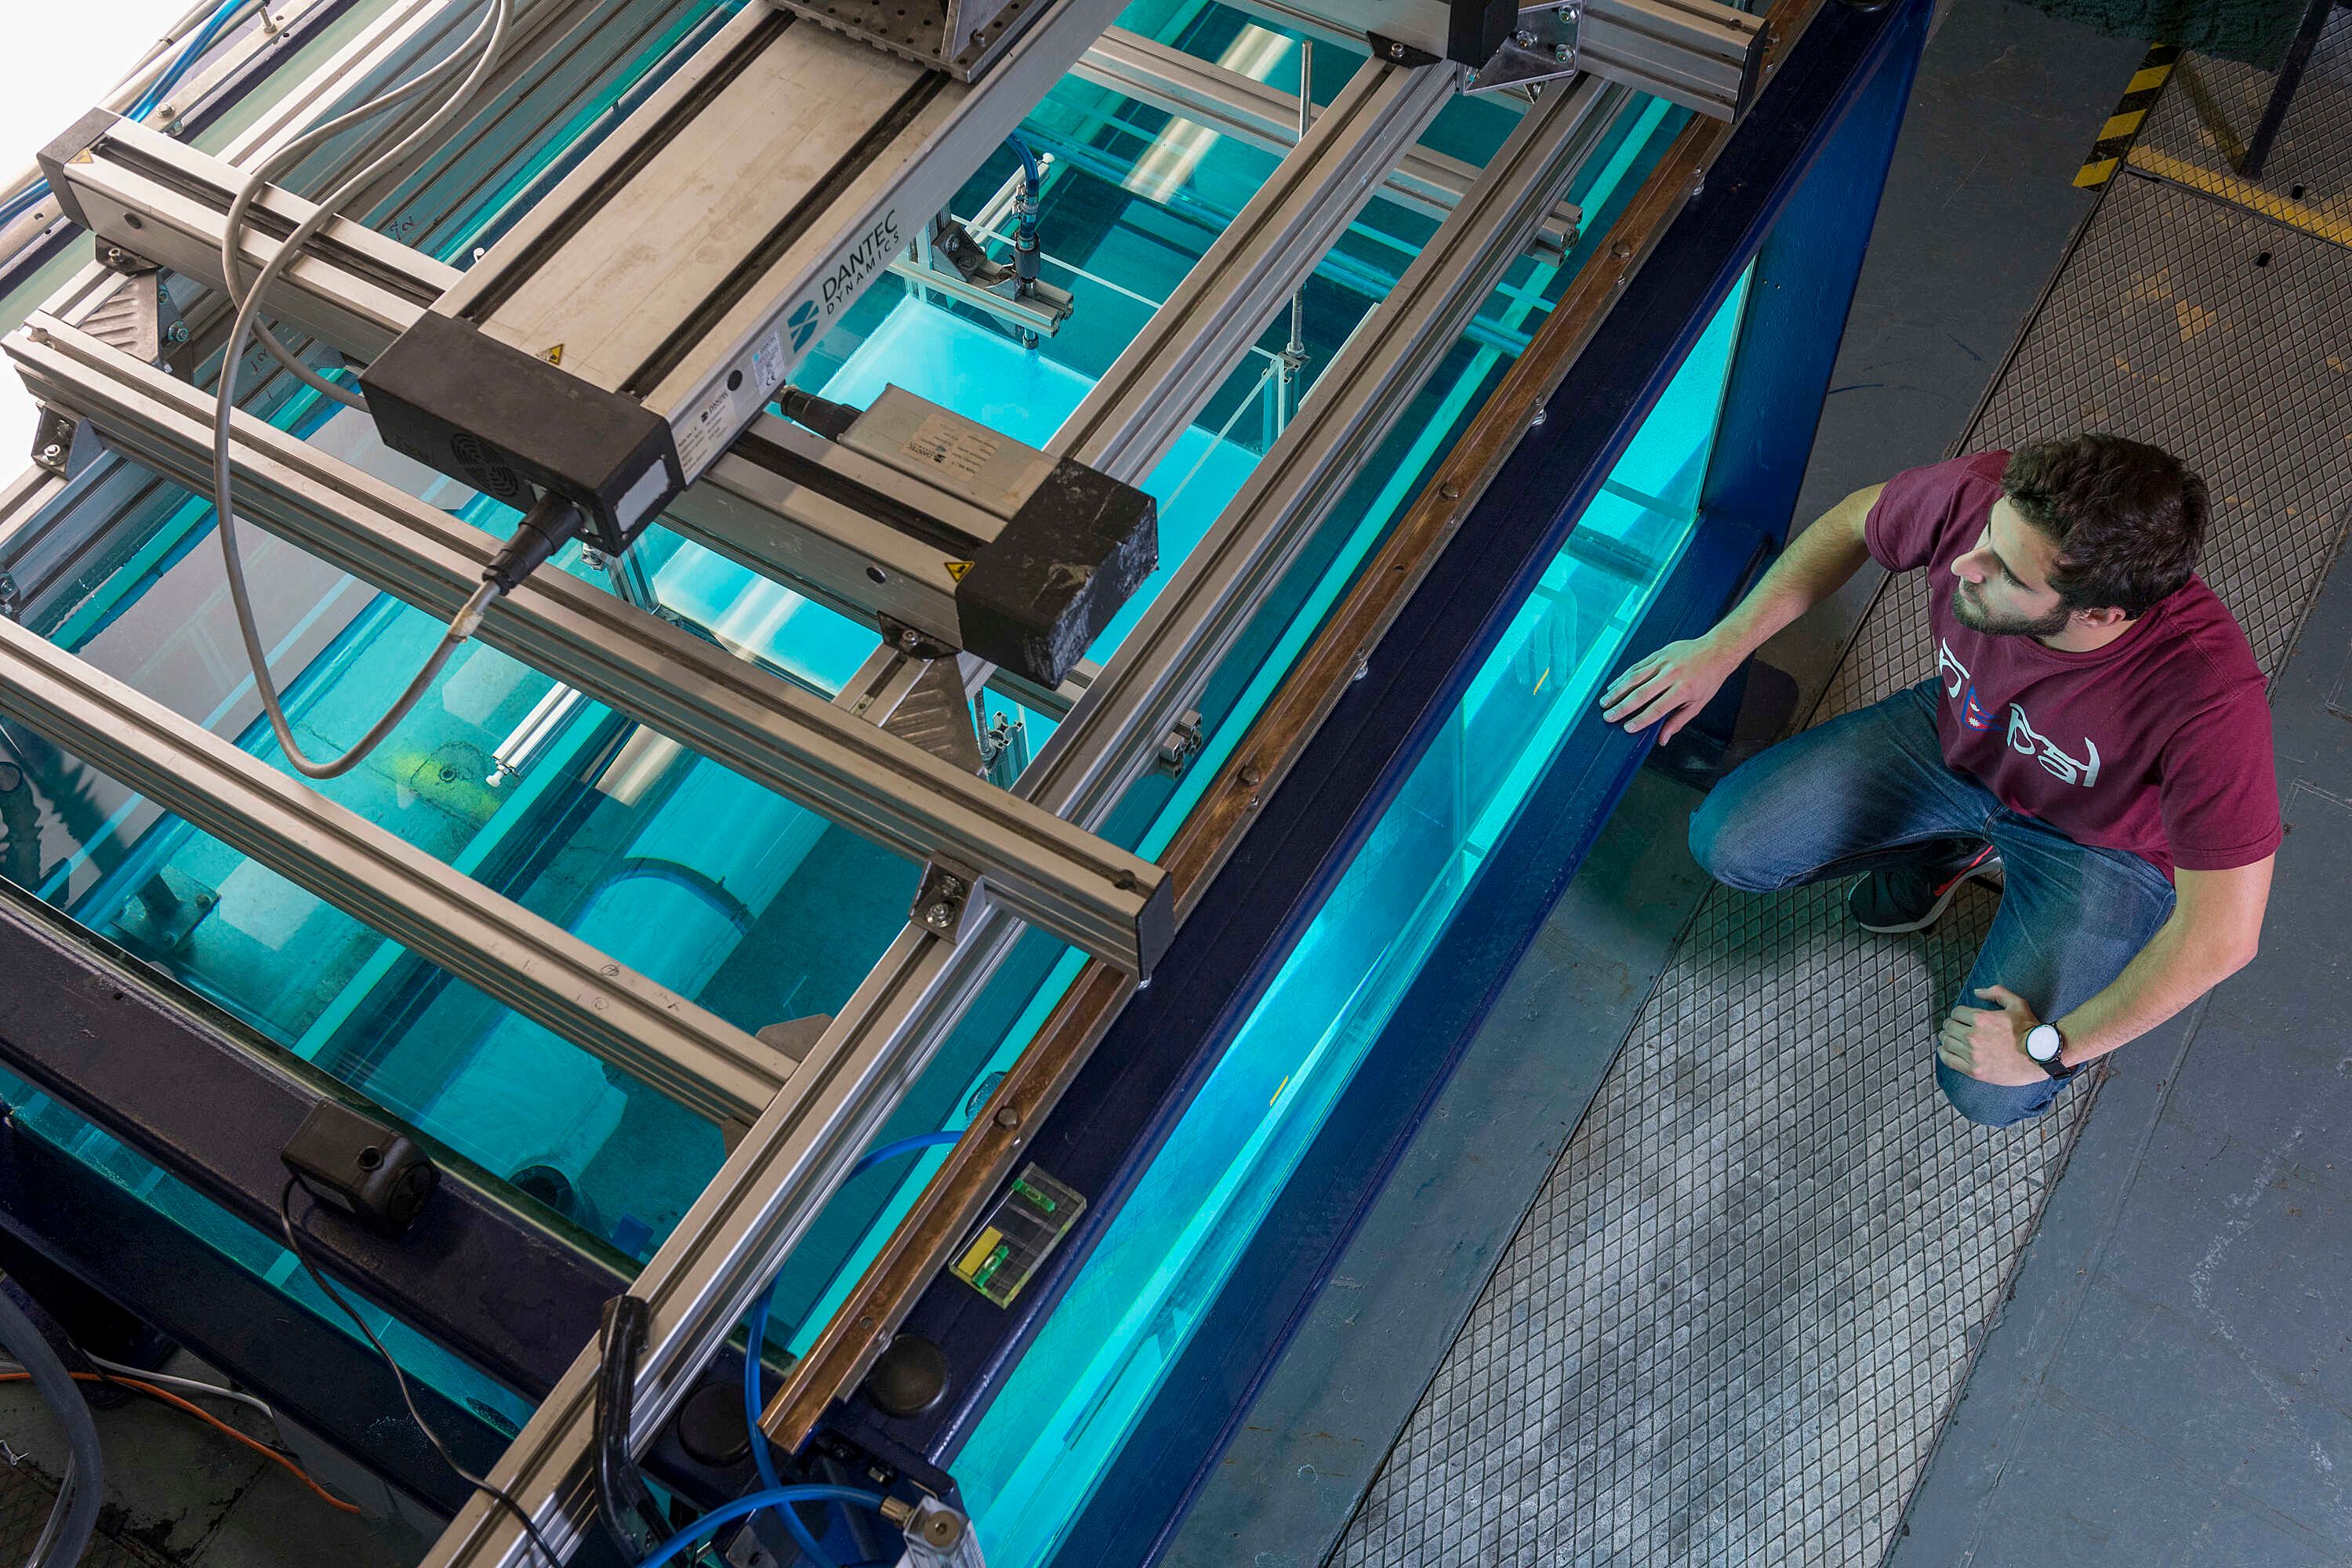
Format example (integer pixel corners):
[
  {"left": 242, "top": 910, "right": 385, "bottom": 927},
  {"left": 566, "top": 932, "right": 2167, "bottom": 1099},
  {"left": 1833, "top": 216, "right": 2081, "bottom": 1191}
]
[
  {"left": 1599, "top": 482, "right": 1885, "bottom": 740},
  {"left": 1940, "top": 857, "right": 2273, "bottom": 1084},
  {"left": 2051, "top": 859, "right": 2270, "bottom": 1064}
]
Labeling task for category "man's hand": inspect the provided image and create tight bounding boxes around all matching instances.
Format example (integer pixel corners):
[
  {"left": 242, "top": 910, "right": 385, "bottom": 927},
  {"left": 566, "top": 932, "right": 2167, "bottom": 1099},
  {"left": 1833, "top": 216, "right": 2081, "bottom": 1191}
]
[
  {"left": 1936, "top": 984, "right": 2045, "bottom": 1086},
  {"left": 1598, "top": 632, "right": 1744, "bottom": 742}
]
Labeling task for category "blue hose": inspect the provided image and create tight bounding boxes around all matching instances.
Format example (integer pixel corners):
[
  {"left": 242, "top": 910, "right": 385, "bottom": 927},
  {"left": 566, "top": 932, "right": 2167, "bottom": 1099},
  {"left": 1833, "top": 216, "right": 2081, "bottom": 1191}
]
[
  {"left": 739, "top": 1129, "right": 962, "bottom": 1567},
  {"left": 631, "top": 1486, "right": 886, "bottom": 1568},
  {"left": 2, "top": 0, "right": 255, "bottom": 239},
  {"left": 0, "top": 181, "right": 49, "bottom": 230},
  {"left": 1004, "top": 135, "right": 1041, "bottom": 243},
  {"left": 129, "top": 0, "right": 256, "bottom": 121}
]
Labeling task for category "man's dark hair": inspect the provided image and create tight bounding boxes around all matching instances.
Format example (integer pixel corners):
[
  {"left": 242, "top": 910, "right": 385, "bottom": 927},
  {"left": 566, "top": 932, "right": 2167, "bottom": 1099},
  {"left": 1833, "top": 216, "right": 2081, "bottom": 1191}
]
[{"left": 2001, "top": 434, "right": 2208, "bottom": 618}]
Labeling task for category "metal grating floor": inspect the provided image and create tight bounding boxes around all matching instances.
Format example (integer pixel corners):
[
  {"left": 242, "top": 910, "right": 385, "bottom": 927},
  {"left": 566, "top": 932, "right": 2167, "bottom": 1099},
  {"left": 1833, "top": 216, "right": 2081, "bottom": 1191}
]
[
  {"left": 2136, "top": 8, "right": 2352, "bottom": 211},
  {"left": 1328, "top": 52, "right": 2352, "bottom": 1568}
]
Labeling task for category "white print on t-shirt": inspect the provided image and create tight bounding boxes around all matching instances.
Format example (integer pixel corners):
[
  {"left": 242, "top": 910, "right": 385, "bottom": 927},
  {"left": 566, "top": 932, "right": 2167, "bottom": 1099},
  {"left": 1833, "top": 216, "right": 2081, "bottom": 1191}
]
[{"left": 1936, "top": 639, "right": 2103, "bottom": 789}]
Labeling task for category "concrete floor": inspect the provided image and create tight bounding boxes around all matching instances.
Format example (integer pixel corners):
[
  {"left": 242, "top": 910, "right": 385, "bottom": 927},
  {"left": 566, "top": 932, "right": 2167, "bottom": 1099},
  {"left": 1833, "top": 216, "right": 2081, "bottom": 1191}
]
[{"left": 0, "top": 1347, "right": 430, "bottom": 1566}]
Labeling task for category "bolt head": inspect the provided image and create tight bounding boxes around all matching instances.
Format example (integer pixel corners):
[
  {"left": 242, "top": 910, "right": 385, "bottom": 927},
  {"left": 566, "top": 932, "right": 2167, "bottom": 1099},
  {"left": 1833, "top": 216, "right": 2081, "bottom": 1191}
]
[
  {"left": 935, "top": 875, "right": 964, "bottom": 897},
  {"left": 1440, "top": 481, "right": 1462, "bottom": 500},
  {"left": 38, "top": 444, "right": 60, "bottom": 461},
  {"left": 1387, "top": 39, "right": 1404, "bottom": 57},
  {"left": 1514, "top": 27, "right": 1537, "bottom": 45},
  {"left": 1465, "top": 69, "right": 1479, "bottom": 85},
  {"left": 1555, "top": 43, "right": 1573, "bottom": 62},
  {"left": 993, "top": 1105, "right": 1021, "bottom": 1130},
  {"left": 1610, "top": 239, "right": 1634, "bottom": 260},
  {"left": 1239, "top": 762, "right": 1264, "bottom": 787},
  {"left": 898, "top": 627, "right": 921, "bottom": 649},
  {"left": 921, "top": 902, "right": 956, "bottom": 930}
]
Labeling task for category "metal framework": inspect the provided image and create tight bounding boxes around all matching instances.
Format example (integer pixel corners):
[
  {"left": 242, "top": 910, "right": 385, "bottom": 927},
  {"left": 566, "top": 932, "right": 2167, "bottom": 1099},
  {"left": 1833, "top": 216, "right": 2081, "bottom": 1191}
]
[{"left": 0, "top": 0, "right": 1859, "bottom": 1559}]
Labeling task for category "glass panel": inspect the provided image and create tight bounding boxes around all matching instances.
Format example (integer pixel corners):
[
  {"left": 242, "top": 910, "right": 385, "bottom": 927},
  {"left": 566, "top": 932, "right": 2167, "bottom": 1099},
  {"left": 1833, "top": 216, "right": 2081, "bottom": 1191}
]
[
  {"left": 0, "top": 1068, "right": 540, "bottom": 1436},
  {"left": 953, "top": 269, "right": 1755, "bottom": 1568}
]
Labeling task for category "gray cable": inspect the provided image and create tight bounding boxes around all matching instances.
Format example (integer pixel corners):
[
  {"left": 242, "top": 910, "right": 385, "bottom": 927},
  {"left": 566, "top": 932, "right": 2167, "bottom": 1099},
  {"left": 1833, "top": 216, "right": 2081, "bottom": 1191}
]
[
  {"left": 0, "top": 1286, "right": 102, "bottom": 1568},
  {"left": 209, "top": 0, "right": 514, "bottom": 780},
  {"left": 217, "top": 4, "right": 499, "bottom": 405}
]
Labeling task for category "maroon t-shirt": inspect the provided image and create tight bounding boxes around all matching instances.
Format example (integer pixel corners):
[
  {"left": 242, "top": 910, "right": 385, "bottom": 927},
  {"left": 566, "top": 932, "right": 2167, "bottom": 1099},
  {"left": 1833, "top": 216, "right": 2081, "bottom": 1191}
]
[{"left": 1864, "top": 452, "right": 2279, "bottom": 879}]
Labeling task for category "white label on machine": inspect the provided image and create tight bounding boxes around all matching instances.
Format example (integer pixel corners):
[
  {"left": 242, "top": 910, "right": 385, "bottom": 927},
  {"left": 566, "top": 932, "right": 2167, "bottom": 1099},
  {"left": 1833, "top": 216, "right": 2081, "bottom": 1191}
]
[
  {"left": 903, "top": 412, "right": 1004, "bottom": 492},
  {"left": 674, "top": 381, "right": 735, "bottom": 477},
  {"left": 749, "top": 328, "right": 787, "bottom": 404}
]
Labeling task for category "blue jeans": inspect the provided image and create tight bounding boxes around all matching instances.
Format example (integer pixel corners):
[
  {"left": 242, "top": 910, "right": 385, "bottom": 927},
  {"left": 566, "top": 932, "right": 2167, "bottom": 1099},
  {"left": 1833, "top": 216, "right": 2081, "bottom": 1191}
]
[{"left": 1686, "top": 680, "right": 2176, "bottom": 1127}]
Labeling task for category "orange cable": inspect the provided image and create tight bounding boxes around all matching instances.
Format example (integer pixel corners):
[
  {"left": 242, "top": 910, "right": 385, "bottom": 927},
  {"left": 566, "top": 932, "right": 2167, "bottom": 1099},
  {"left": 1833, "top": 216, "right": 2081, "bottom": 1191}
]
[{"left": 0, "top": 1371, "right": 363, "bottom": 1515}]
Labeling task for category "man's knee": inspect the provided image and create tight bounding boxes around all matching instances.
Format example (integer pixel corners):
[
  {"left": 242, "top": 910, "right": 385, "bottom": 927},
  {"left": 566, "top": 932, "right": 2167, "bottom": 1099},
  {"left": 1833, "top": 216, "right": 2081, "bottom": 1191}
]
[
  {"left": 1688, "top": 787, "right": 1781, "bottom": 892},
  {"left": 1936, "top": 1062, "right": 2058, "bottom": 1129}
]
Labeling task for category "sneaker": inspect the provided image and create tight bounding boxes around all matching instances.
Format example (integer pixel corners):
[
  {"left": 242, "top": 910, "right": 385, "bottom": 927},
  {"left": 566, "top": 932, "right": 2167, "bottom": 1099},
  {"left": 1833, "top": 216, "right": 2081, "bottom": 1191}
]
[{"left": 1848, "top": 843, "right": 2002, "bottom": 935}]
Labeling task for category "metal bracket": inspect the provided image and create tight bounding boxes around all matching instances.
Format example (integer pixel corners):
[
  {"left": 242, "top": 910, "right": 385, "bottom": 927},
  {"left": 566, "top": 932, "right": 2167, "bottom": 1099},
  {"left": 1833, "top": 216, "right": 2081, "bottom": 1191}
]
[
  {"left": 910, "top": 860, "right": 980, "bottom": 942},
  {"left": 28, "top": 408, "right": 107, "bottom": 481},
  {"left": 1368, "top": 31, "right": 1443, "bottom": 66},
  {"left": 92, "top": 236, "right": 158, "bottom": 275},
  {"left": 107, "top": 866, "right": 218, "bottom": 958},
  {"left": 81, "top": 267, "right": 188, "bottom": 374},
  {"left": 894, "top": 1497, "right": 987, "bottom": 1567}
]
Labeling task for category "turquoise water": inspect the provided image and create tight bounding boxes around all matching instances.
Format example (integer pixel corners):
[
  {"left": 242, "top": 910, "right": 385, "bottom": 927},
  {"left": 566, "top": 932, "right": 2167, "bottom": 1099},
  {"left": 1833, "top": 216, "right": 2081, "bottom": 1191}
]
[{"left": 0, "top": 0, "right": 1722, "bottom": 1492}]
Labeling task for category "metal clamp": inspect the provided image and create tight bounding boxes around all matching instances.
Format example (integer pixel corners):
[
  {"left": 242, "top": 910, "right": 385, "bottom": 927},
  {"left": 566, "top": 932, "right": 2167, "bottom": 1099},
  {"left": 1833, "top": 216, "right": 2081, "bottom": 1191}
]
[{"left": 911, "top": 861, "right": 981, "bottom": 942}]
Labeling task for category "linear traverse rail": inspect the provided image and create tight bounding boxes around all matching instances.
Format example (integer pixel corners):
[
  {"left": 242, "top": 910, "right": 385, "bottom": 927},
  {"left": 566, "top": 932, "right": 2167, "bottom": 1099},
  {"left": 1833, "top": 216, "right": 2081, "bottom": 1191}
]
[
  {"left": 1052, "top": 53, "right": 1457, "bottom": 477},
  {"left": 5, "top": 318, "right": 1171, "bottom": 977},
  {"left": 353, "top": 0, "right": 1128, "bottom": 556},
  {"left": 0, "top": 610, "right": 795, "bottom": 1128},
  {"left": 416, "top": 67, "right": 1624, "bottom": 1567},
  {"left": 1074, "top": 27, "right": 1582, "bottom": 260}
]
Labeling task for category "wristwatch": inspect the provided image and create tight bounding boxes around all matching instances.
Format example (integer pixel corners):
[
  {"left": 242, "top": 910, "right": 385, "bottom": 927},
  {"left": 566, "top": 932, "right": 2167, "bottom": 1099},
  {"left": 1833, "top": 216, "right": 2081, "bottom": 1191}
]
[{"left": 2024, "top": 1022, "right": 2073, "bottom": 1079}]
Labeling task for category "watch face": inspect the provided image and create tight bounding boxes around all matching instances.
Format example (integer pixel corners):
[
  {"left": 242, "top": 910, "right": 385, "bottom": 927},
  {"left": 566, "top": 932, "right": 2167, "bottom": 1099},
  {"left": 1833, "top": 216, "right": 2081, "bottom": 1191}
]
[{"left": 2026, "top": 1024, "right": 2060, "bottom": 1062}]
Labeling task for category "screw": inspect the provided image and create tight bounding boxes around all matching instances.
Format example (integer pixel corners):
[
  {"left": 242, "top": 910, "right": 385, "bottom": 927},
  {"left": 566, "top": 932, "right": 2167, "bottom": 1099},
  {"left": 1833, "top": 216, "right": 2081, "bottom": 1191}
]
[
  {"left": 920, "top": 901, "right": 956, "bottom": 931},
  {"left": 994, "top": 1105, "right": 1021, "bottom": 1130},
  {"left": 1610, "top": 239, "right": 1634, "bottom": 260},
  {"left": 935, "top": 874, "right": 964, "bottom": 898},
  {"left": 1514, "top": 27, "right": 1537, "bottom": 45},
  {"left": 166, "top": 321, "right": 189, "bottom": 343},
  {"left": 39, "top": 443, "right": 60, "bottom": 462},
  {"left": 1387, "top": 39, "right": 1404, "bottom": 58},
  {"left": 1440, "top": 480, "right": 1461, "bottom": 499},
  {"left": 1239, "top": 762, "right": 1263, "bottom": 787},
  {"left": 1555, "top": 43, "right": 1573, "bottom": 62},
  {"left": 1465, "top": 69, "right": 1479, "bottom": 85},
  {"left": 898, "top": 626, "right": 921, "bottom": 649}
]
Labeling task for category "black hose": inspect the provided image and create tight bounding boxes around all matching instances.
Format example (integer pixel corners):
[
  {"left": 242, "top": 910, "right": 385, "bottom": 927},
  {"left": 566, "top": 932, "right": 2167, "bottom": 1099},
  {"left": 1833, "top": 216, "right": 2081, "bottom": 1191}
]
[{"left": 0, "top": 1283, "right": 103, "bottom": 1568}]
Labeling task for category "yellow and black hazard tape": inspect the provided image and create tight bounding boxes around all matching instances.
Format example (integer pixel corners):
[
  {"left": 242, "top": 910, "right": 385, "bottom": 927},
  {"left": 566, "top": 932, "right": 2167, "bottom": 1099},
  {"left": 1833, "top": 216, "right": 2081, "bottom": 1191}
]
[{"left": 2076, "top": 43, "right": 2182, "bottom": 188}]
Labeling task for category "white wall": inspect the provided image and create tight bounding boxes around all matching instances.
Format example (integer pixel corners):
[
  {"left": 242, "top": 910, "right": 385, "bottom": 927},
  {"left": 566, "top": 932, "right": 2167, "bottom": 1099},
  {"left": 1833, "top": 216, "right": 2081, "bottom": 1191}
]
[{"left": 1, "top": 1, "right": 201, "bottom": 451}]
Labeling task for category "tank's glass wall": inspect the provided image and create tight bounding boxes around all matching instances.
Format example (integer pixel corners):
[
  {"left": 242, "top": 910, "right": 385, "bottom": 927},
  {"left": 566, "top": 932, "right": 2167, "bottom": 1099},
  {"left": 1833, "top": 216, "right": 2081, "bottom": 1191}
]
[{"left": 952, "top": 270, "right": 1755, "bottom": 1568}]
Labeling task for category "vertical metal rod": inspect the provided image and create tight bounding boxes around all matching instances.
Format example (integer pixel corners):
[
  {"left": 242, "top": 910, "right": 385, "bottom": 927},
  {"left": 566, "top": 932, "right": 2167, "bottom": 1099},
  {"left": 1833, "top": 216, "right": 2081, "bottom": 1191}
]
[
  {"left": 2243, "top": 0, "right": 2332, "bottom": 178},
  {"left": 1277, "top": 38, "right": 1315, "bottom": 434}
]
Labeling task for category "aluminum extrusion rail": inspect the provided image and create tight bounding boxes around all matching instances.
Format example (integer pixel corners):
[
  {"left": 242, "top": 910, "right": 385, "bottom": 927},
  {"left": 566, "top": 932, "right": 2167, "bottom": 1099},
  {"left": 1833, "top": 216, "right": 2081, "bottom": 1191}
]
[
  {"left": 1051, "top": 54, "right": 1457, "bottom": 478},
  {"left": 410, "top": 64, "right": 1630, "bottom": 1568},
  {"left": 0, "top": 612, "right": 795, "bottom": 1127},
  {"left": 5, "top": 320, "right": 1173, "bottom": 978},
  {"left": 1074, "top": 27, "right": 1581, "bottom": 260}
]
